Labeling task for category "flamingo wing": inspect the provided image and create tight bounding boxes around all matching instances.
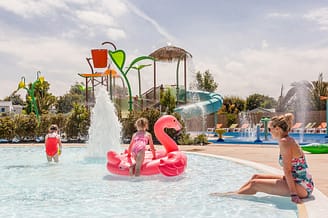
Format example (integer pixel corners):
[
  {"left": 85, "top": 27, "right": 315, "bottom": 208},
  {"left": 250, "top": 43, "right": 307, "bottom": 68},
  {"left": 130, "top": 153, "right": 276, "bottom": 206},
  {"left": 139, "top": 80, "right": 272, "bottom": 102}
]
[{"left": 158, "top": 151, "right": 187, "bottom": 176}]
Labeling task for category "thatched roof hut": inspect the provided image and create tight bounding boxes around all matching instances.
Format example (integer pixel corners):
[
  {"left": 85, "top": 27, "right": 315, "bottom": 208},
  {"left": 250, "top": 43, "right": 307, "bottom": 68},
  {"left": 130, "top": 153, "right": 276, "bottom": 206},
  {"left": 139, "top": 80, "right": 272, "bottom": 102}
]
[
  {"left": 148, "top": 46, "right": 192, "bottom": 104},
  {"left": 149, "top": 46, "right": 192, "bottom": 61}
]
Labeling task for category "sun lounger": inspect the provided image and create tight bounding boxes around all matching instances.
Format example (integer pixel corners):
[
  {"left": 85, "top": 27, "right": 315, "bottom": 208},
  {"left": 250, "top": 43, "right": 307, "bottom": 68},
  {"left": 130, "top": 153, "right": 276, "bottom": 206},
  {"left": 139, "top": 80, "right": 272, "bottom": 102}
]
[
  {"left": 291, "top": 122, "right": 303, "bottom": 133},
  {"left": 234, "top": 123, "right": 249, "bottom": 132},
  {"left": 305, "top": 122, "right": 317, "bottom": 133},
  {"left": 224, "top": 123, "right": 238, "bottom": 132},
  {"left": 206, "top": 123, "right": 223, "bottom": 136},
  {"left": 315, "top": 122, "right": 327, "bottom": 134},
  {"left": 206, "top": 123, "right": 222, "bottom": 133},
  {"left": 294, "top": 122, "right": 312, "bottom": 133}
]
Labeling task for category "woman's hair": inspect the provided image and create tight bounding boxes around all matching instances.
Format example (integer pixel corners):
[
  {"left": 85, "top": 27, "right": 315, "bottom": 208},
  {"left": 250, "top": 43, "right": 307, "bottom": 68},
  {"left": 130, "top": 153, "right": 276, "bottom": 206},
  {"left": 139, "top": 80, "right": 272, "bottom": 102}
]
[
  {"left": 135, "top": 117, "right": 149, "bottom": 131},
  {"left": 270, "top": 113, "right": 294, "bottom": 132},
  {"left": 49, "top": 124, "right": 58, "bottom": 132}
]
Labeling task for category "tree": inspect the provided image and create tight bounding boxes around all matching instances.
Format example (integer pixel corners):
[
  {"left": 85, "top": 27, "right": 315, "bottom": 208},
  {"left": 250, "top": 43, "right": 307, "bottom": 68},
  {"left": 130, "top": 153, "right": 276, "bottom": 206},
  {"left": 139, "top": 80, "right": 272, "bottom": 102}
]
[
  {"left": 3, "top": 94, "right": 24, "bottom": 105},
  {"left": 57, "top": 94, "right": 85, "bottom": 113},
  {"left": 70, "top": 82, "right": 86, "bottom": 96},
  {"left": 160, "top": 88, "right": 176, "bottom": 114},
  {"left": 0, "top": 116, "right": 15, "bottom": 140},
  {"left": 14, "top": 114, "right": 38, "bottom": 140},
  {"left": 309, "top": 73, "right": 328, "bottom": 111},
  {"left": 219, "top": 96, "right": 245, "bottom": 114},
  {"left": 191, "top": 70, "right": 218, "bottom": 92},
  {"left": 25, "top": 80, "right": 56, "bottom": 115},
  {"left": 57, "top": 83, "right": 85, "bottom": 113},
  {"left": 246, "top": 94, "right": 277, "bottom": 111},
  {"left": 64, "top": 103, "right": 90, "bottom": 139}
]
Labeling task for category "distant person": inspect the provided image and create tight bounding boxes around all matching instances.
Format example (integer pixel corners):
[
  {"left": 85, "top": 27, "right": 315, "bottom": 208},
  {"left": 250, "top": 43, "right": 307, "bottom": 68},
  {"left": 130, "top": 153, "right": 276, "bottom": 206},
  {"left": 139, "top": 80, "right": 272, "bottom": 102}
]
[
  {"left": 127, "top": 117, "right": 156, "bottom": 176},
  {"left": 45, "top": 124, "right": 62, "bottom": 163},
  {"left": 212, "top": 113, "right": 314, "bottom": 204}
]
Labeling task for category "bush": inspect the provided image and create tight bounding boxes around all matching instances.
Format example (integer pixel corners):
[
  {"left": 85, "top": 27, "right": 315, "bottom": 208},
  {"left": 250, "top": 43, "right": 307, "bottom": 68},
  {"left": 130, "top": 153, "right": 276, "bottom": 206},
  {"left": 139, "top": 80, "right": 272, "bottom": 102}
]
[{"left": 193, "top": 134, "right": 208, "bottom": 145}]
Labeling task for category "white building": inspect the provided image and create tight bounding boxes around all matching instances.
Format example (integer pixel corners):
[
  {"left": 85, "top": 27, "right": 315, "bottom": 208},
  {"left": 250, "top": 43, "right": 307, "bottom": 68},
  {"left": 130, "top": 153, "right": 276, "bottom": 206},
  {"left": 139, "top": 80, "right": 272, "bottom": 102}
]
[
  {"left": 0, "top": 101, "right": 13, "bottom": 114},
  {"left": 0, "top": 101, "right": 23, "bottom": 115}
]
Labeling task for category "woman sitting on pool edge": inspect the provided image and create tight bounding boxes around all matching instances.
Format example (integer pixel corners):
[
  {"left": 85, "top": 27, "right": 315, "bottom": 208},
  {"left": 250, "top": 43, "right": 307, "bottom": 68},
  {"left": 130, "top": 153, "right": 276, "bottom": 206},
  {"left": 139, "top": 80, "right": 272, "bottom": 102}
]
[{"left": 212, "top": 113, "right": 314, "bottom": 204}]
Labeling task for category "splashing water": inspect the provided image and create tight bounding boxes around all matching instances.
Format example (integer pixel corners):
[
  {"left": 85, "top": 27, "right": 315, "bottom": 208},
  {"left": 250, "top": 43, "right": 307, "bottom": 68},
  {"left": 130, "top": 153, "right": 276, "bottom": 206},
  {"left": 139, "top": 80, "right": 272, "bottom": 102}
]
[{"left": 87, "top": 87, "right": 122, "bottom": 157}]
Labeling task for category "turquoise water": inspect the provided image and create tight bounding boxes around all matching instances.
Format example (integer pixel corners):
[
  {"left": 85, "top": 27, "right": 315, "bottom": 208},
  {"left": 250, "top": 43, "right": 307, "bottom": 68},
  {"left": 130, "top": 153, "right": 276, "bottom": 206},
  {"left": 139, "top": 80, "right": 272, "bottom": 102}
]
[{"left": 0, "top": 146, "right": 297, "bottom": 218}]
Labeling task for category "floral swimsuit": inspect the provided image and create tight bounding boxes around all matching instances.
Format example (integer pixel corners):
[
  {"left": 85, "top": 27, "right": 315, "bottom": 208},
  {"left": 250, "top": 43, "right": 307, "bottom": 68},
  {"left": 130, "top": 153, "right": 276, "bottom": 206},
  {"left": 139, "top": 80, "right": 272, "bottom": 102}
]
[{"left": 279, "top": 154, "right": 314, "bottom": 197}]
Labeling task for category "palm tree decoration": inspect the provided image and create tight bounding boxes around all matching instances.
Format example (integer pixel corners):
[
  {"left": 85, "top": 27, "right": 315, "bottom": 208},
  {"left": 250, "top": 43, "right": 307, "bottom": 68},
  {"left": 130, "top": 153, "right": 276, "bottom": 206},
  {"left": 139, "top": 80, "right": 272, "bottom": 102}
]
[
  {"left": 131, "top": 64, "right": 152, "bottom": 102},
  {"left": 108, "top": 49, "right": 153, "bottom": 111}
]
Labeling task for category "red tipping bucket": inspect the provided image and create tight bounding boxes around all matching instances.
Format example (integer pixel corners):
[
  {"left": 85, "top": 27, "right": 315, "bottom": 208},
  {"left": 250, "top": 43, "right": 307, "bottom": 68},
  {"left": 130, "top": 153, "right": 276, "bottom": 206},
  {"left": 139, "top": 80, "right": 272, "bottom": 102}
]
[{"left": 91, "top": 49, "right": 108, "bottom": 68}]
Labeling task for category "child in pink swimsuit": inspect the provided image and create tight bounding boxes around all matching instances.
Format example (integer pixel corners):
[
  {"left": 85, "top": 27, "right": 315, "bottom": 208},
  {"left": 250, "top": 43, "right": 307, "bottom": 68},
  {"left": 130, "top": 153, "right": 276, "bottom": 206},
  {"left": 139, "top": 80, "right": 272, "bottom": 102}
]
[{"left": 128, "top": 118, "right": 156, "bottom": 176}]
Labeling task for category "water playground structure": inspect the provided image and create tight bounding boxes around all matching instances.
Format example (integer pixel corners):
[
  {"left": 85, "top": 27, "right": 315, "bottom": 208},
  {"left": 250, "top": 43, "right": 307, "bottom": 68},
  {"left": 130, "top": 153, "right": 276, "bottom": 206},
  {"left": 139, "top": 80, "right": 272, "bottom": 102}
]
[
  {"left": 78, "top": 41, "right": 328, "bottom": 154},
  {"left": 107, "top": 115, "right": 187, "bottom": 176},
  {"left": 78, "top": 42, "right": 223, "bottom": 130}
]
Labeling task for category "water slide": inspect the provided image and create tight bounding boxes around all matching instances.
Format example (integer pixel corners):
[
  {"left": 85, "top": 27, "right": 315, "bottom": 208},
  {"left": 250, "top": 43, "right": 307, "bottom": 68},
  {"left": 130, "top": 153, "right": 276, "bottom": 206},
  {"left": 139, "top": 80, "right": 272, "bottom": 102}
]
[{"left": 174, "top": 90, "right": 223, "bottom": 119}]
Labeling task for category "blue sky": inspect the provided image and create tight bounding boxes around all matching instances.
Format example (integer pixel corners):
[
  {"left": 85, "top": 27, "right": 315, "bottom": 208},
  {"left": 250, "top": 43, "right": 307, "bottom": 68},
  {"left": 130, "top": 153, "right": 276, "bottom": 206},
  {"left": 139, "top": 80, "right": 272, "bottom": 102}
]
[{"left": 0, "top": 0, "right": 328, "bottom": 100}]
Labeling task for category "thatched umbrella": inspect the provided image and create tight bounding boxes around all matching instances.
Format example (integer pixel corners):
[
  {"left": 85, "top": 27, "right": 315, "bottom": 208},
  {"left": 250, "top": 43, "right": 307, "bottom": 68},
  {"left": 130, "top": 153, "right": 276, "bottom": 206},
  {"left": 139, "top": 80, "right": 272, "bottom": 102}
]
[
  {"left": 149, "top": 46, "right": 192, "bottom": 104},
  {"left": 149, "top": 46, "right": 192, "bottom": 61}
]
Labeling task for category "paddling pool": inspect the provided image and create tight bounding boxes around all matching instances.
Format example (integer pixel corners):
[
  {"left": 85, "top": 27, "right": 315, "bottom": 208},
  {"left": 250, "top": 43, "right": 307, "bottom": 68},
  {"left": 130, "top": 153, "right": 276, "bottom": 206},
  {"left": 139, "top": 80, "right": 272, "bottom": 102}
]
[{"left": 0, "top": 146, "right": 298, "bottom": 217}]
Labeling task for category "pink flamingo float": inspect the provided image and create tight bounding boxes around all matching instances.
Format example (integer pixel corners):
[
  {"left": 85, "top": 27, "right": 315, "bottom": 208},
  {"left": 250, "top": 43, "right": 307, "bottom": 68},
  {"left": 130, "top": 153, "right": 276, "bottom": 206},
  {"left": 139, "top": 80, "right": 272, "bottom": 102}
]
[{"left": 106, "top": 115, "right": 187, "bottom": 176}]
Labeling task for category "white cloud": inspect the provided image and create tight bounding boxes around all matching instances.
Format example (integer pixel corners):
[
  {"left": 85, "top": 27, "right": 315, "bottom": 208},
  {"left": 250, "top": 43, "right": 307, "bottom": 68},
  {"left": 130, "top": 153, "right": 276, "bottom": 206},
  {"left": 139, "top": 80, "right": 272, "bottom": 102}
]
[
  {"left": 0, "top": 0, "right": 68, "bottom": 18},
  {"left": 261, "top": 40, "right": 269, "bottom": 49},
  {"left": 75, "top": 10, "right": 116, "bottom": 27},
  {"left": 124, "top": 0, "right": 175, "bottom": 42},
  {"left": 1, "top": 0, "right": 328, "bottom": 102},
  {"left": 211, "top": 47, "right": 328, "bottom": 98},
  {"left": 106, "top": 28, "right": 126, "bottom": 40},
  {"left": 266, "top": 12, "right": 291, "bottom": 19},
  {"left": 304, "top": 7, "right": 328, "bottom": 31}
]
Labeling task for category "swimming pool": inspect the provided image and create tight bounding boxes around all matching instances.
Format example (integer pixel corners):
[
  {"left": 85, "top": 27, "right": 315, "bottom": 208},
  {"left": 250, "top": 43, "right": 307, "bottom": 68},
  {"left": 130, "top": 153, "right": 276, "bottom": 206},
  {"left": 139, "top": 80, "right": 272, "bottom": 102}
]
[
  {"left": 0, "top": 146, "right": 297, "bottom": 217},
  {"left": 208, "top": 132, "right": 326, "bottom": 145}
]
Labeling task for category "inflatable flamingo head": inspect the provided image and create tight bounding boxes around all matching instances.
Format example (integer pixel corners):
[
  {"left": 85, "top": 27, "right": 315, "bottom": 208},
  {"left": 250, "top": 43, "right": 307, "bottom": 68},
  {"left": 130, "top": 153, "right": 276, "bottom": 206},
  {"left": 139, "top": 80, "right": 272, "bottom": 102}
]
[{"left": 155, "top": 115, "right": 182, "bottom": 131}]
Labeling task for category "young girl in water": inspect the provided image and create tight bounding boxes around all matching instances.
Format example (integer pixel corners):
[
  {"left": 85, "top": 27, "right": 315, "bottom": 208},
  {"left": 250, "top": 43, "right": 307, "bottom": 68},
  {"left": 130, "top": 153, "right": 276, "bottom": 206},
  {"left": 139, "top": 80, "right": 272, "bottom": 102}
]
[
  {"left": 45, "top": 124, "right": 62, "bottom": 163},
  {"left": 212, "top": 113, "right": 314, "bottom": 204},
  {"left": 127, "top": 117, "right": 156, "bottom": 176}
]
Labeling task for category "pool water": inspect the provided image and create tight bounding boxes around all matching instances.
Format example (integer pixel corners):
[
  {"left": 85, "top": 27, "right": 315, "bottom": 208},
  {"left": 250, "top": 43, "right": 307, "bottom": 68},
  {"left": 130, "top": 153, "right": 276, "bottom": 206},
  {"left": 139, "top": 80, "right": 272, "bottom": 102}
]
[
  {"left": 209, "top": 132, "right": 326, "bottom": 145},
  {"left": 0, "top": 146, "right": 297, "bottom": 218}
]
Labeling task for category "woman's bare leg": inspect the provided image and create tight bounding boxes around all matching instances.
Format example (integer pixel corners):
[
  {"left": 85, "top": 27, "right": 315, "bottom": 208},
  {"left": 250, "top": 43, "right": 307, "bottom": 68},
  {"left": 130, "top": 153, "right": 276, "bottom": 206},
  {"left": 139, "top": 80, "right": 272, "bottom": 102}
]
[
  {"left": 237, "top": 174, "right": 308, "bottom": 197},
  {"left": 238, "top": 174, "right": 283, "bottom": 191},
  {"left": 211, "top": 174, "right": 284, "bottom": 196},
  {"left": 237, "top": 178, "right": 290, "bottom": 196}
]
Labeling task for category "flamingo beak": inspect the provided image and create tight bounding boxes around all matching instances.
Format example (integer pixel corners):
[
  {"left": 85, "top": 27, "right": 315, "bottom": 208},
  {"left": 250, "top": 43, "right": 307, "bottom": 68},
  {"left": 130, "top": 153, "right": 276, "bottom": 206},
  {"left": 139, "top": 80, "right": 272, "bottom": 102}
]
[{"left": 174, "top": 120, "right": 183, "bottom": 136}]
